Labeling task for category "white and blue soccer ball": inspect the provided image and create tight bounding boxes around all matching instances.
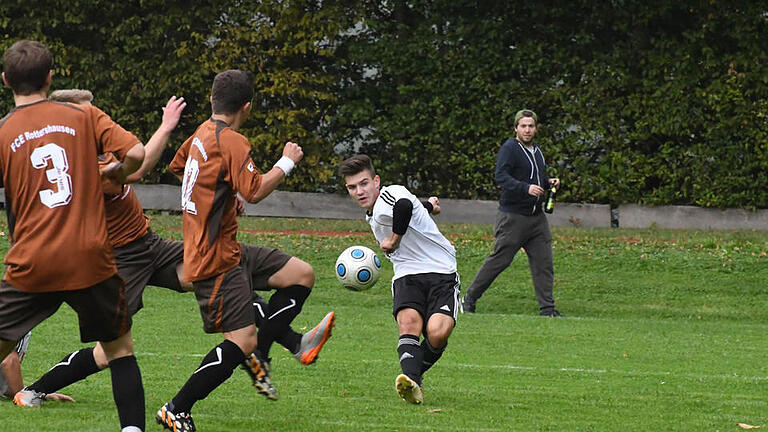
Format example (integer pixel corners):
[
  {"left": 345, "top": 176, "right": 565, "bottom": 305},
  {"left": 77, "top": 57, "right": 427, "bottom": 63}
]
[{"left": 335, "top": 245, "right": 382, "bottom": 291}]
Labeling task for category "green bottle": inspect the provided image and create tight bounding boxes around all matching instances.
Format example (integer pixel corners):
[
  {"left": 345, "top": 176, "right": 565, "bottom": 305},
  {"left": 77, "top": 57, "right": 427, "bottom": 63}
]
[{"left": 544, "top": 184, "right": 557, "bottom": 214}]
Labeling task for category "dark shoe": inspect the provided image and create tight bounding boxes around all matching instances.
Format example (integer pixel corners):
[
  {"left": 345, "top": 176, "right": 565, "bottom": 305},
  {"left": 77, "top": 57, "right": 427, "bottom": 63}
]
[
  {"left": 540, "top": 309, "right": 562, "bottom": 317},
  {"left": 242, "top": 351, "right": 279, "bottom": 400},
  {"left": 460, "top": 296, "right": 475, "bottom": 313},
  {"left": 156, "top": 402, "right": 196, "bottom": 432}
]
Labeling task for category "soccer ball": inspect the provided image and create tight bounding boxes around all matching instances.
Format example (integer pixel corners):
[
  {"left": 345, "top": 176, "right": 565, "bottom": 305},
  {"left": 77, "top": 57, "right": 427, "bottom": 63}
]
[{"left": 335, "top": 246, "right": 382, "bottom": 291}]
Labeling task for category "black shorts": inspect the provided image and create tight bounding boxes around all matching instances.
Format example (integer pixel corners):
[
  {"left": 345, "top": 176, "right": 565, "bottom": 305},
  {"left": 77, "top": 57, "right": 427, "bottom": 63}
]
[
  {"left": 0, "top": 274, "right": 131, "bottom": 343},
  {"left": 193, "top": 265, "right": 255, "bottom": 334},
  {"left": 239, "top": 244, "right": 292, "bottom": 291},
  {"left": 392, "top": 272, "right": 461, "bottom": 324},
  {"left": 192, "top": 244, "right": 292, "bottom": 334},
  {"left": 114, "top": 229, "right": 185, "bottom": 315}
]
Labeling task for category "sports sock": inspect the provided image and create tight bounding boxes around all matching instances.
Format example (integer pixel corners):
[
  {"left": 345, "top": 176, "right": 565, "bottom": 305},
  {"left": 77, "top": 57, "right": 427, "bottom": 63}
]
[
  {"left": 420, "top": 339, "right": 446, "bottom": 375},
  {"left": 397, "top": 334, "right": 423, "bottom": 384},
  {"left": 28, "top": 347, "right": 101, "bottom": 394},
  {"left": 252, "top": 294, "right": 269, "bottom": 328},
  {"left": 277, "top": 329, "right": 303, "bottom": 354},
  {"left": 109, "top": 355, "right": 144, "bottom": 431},
  {"left": 252, "top": 292, "right": 301, "bottom": 353},
  {"left": 257, "top": 285, "right": 310, "bottom": 357},
  {"left": 171, "top": 340, "right": 245, "bottom": 413}
]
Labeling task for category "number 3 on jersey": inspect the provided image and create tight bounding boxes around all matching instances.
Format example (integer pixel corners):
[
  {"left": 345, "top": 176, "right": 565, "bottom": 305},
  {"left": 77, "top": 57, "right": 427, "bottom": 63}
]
[
  {"left": 30, "top": 143, "right": 72, "bottom": 208},
  {"left": 181, "top": 156, "right": 199, "bottom": 214}
]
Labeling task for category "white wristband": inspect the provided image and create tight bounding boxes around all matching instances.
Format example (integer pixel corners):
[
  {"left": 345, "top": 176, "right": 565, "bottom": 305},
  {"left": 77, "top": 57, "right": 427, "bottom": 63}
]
[{"left": 274, "top": 156, "right": 295, "bottom": 176}]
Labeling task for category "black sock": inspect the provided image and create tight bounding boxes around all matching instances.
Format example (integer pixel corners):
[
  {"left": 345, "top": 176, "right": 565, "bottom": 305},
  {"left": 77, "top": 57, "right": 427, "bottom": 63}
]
[
  {"left": 252, "top": 294, "right": 268, "bottom": 328},
  {"left": 109, "top": 355, "right": 144, "bottom": 431},
  {"left": 172, "top": 340, "right": 245, "bottom": 413},
  {"left": 420, "top": 339, "right": 445, "bottom": 375},
  {"left": 257, "top": 285, "right": 310, "bottom": 357},
  {"left": 277, "top": 329, "right": 303, "bottom": 354},
  {"left": 397, "top": 334, "right": 423, "bottom": 385},
  {"left": 28, "top": 347, "right": 102, "bottom": 394},
  {"left": 252, "top": 292, "right": 302, "bottom": 353}
]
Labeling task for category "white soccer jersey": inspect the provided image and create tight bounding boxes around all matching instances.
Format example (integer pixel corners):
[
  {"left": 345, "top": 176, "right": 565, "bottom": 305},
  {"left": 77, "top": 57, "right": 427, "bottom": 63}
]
[{"left": 366, "top": 185, "right": 457, "bottom": 280}]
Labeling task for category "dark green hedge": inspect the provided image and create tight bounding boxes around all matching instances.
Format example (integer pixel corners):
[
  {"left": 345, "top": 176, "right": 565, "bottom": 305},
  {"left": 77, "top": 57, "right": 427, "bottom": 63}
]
[{"left": 2, "top": 1, "right": 766, "bottom": 208}]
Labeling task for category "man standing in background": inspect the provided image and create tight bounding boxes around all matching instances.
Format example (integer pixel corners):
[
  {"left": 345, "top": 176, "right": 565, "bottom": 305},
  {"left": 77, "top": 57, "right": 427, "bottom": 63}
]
[{"left": 461, "top": 109, "right": 561, "bottom": 317}]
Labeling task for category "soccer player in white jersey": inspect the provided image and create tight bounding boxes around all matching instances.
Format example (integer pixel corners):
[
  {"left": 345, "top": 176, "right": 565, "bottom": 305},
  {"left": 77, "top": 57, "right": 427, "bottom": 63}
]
[{"left": 339, "top": 154, "right": 460, "bottom": 405}]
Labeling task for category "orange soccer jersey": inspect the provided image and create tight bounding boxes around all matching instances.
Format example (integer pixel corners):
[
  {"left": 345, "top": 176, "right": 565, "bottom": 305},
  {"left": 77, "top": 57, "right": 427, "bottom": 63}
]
[
  {"left": 169, "top": 119, "right": 262, "bottom": 282},
  {"left": 0, "top": 100, "right": 140, "bottom": 292},
  {"left": 99, "top": 153, "right": 150, "bottom": 247}
]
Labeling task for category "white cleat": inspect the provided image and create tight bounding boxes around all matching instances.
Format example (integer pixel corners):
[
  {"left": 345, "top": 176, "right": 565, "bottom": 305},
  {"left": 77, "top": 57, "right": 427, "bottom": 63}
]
[{"left": 395, "top": 374, "right": 423, "bottom": 404}]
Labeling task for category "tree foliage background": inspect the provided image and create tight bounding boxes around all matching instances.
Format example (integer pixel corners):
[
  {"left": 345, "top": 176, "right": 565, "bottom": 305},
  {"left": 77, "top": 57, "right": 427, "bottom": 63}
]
[{"left": 1, "top": 0, "right": 766, "bottom": 208}]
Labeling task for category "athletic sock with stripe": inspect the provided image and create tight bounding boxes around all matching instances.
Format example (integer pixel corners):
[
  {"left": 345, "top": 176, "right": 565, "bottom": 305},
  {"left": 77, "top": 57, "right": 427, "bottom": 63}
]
[
  {"left": 171, "top": 339, "right": 245, "bottom": 413},
  {"left": 257, "top": 285, "right": 310, "bottom": 357},
  {"left": 397, "top": 334, "right": 423, "bottom": 385},
  {"left": 28, "top": 347, "right": 101, "bottom": 394}
]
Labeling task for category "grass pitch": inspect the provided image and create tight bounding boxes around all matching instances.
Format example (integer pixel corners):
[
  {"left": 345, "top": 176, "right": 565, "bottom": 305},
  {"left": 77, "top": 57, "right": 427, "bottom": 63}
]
[{"left": 1, "top": 213, "right": 767, "bottom": 431}]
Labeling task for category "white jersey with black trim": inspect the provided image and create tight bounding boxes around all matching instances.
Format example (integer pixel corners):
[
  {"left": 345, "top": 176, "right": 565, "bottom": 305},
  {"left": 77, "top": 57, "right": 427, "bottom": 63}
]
[{"left": 366, "top": 185, "right": 457, "bottom": 280}]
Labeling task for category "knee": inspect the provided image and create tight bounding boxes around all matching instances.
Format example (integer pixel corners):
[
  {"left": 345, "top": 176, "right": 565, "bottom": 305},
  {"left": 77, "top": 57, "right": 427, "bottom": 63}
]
[
  {"left": 297, "top": 260, "right": 315, "bottom": 288},
  {"left": 93, "top": 344, "right": 110, "bottom": 370},
  {"left": 427, "top": 329, "right": 451, "bottom": 348},
  {"left": 396, "top": 312, "right": 423, "bottom": 334},
  {"left": 100, "top": 333, "right": 135, "bottom": 362}
]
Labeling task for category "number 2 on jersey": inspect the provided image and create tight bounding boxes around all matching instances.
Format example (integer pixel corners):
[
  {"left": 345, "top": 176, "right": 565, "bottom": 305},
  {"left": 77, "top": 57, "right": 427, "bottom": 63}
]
[
  {"left": 30, "top": 143, "right": 72, "bottom": 208},
  {"left": 181, "top": 156, "right": 199, "bottom": 214}
]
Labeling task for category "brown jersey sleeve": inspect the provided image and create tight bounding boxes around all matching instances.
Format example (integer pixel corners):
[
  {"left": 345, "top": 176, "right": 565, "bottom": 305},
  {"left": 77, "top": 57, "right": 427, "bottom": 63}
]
[
  {"left": 169, "top": 138, "right": 191, "bottom": 178},
  {"left": 88, "top": 106, "right": 141, "bottom": 160},
  {"left": 223, "top": 130, "right": 263, "bottom": 201},
  {"left": 98, "top": 153, "right": 123, "bottom": 195}
]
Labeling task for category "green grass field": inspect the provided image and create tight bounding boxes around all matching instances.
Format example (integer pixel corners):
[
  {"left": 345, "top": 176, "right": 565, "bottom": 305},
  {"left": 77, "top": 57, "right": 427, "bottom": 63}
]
[{"left": 1, "top": 212, "right": 768, "bottom": 431}]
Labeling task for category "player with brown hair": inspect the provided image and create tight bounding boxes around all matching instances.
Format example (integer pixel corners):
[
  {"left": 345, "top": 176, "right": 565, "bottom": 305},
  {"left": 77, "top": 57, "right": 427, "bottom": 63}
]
[
  {"left": 156, "top": 69, "right": 331, "bottom": 432},
  {"left": 15, "top": 89, "right": 332, "bottom": 414},
  {"left": 0, "top": 40, "right": 146, "bottom": 432}
]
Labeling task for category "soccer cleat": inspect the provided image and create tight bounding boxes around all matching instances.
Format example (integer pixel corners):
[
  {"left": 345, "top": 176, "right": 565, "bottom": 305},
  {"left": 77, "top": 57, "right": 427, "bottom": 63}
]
[
  {"left": 242, "top": 353, "right": 279, "bottom": 400},
  {"left": 460, "top": 296, "right": 475, "bottom": 313},
  {"left": 395, "top": 374, "right": 423, "bottom": 404},
  {"left": 13, "top": 387, "right": 46, "bottom": 407},
  {"left": 156, "top": 402, "right": 196, "bottom": 432},
  {"left": 294, "top": 311, "right": 336, "bottom": 365}
]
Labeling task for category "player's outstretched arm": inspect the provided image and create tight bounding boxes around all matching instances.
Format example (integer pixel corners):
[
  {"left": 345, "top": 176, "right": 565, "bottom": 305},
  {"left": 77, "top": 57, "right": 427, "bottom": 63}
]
[
  {"left": 244, "top": 141, "right": 303, "bottom": 203},
  {"left": 125, "top": 96, "right": 186, "bottom": 183},
  {"left": 100, "top": 144, "right": 145, "bottom": 185}
]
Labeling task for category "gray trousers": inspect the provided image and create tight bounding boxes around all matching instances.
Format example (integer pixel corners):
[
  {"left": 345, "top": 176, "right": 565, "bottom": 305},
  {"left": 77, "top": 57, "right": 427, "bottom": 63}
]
[{"left": 466, "top": 210, "right": 555, "bottom": 311}]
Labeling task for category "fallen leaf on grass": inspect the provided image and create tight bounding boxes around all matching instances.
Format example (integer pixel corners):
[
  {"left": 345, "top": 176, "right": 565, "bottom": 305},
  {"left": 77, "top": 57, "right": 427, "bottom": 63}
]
[{"left": 738, "top": 423, "right": 761, "bottom": 429}]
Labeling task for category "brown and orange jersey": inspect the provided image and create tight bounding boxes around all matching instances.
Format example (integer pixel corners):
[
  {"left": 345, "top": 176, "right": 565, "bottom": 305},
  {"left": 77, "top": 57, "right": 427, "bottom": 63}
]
[
  {"left": 99, "top": 153, "right": 150, "bottom": 248},
  {"left": 169, "top": 119, "right": 262, "bottom": 282},
  {"left": 0, "top": 100, "right": 140, "bottom": 292}
]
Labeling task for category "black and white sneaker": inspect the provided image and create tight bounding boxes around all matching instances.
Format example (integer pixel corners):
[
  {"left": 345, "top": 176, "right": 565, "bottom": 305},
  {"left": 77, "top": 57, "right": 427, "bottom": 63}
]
[
  {"left": 156, "top": 402, "right": 196, "bottom": 432},
  {"left": 242, "top": 352, "right": 279, "bottom": 400}
]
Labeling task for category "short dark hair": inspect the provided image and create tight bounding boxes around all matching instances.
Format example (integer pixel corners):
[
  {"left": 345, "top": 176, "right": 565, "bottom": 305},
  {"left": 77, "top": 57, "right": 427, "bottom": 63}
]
[
  {"left": 211, "top": 70, "right": 254, "bottom": 114},
  {"left": 3, "top": 40, "right": 52, "bottom": 95},
  {"left": 339, "top": 154, "right": 376, "bottom": 178}
]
